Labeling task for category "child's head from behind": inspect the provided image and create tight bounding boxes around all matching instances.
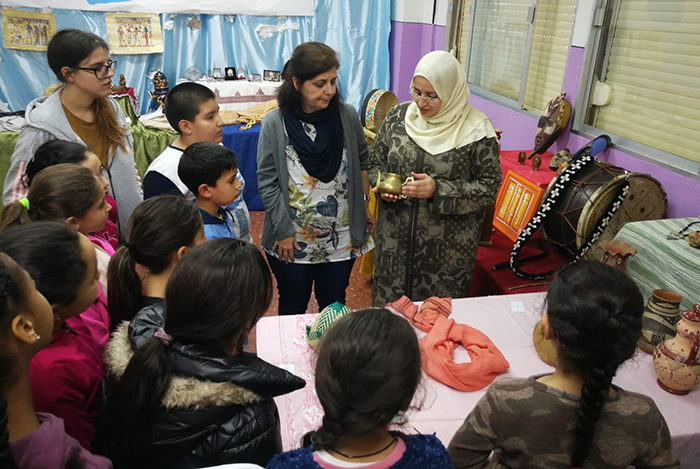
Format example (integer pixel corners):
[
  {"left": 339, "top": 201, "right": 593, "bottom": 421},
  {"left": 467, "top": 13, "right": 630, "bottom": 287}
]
[
  {"left": 99, "top": 239, "right": 272, "bottom": 463},
  {"left": 543, "top": 261, "right": 644, "bottom": 468},
  {"left": 178, "top": 142, "right": 240, "bottom": 206},
  {"left": 164, "top": 83, "right": 222, "bottom": 143},
  {"left": 544, "top": 261, "right": 643, "bottom": 376},
  {"left": 25, "top": 140, "right": 109, "bottom": 195},
  {"left": 308, "top": 308, "right": 421, "bottom": 449},
  {"left": 164, "top": 238, "right": 272, "bottom": 352},
  {"left": 107, "top": 195, "right": 205, "bottom": 331},
  {"left": 1, "top": 164, "right": 110, "bottom": 236},
  {"left": 0, "top": 223, "right": 99, "bottom": 332}
]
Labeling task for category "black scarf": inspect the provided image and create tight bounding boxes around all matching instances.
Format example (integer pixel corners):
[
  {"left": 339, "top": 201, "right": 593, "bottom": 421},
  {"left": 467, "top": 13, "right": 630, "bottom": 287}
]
[{"left": 283, "top": 106, "right": 344, "bottom": 183}]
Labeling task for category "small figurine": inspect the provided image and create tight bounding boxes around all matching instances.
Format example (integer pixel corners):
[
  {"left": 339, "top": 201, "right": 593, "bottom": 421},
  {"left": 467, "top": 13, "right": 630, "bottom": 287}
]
[
  {"left": 111, "top": 74, "right": 127, "bottom": 93},
  {"left": 531, "top": 154, "right": 542, "bottom": 171},
  {"left": 147, "top": 70, "right": 169, "bottom": 109},
  {"left": 518, "top": 151, "right": 527, "bottom": 165}
]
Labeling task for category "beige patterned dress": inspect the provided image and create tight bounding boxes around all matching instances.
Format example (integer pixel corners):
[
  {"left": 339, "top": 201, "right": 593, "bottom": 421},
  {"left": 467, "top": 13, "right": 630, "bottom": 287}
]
[{"left": 368, "top": 103, "right": 502, "bottom": 306}]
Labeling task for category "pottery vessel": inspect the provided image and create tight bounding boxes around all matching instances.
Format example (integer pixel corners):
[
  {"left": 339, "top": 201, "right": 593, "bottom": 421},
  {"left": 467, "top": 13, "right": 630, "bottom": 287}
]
[
  {"left": 375, "top": 171, "right": 414, "bottom": 196},
  {"left": 638, "top": 290, "right": 682, "bottom": 353},
  {"left": 652, "top": 304, "right": 700, "bottom": 395},
  {"left": 598, "top": 240, "right": 637, "bottom": 274}
]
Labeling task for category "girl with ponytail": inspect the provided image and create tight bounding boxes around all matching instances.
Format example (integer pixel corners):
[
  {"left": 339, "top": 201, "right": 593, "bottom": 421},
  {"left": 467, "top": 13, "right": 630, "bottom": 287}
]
[
  {"left": 0, "top": 229, "right": 110, "bottom": 467},
  {"left": 2, "top": 28, "right": 142, "bottom": 234},
  {"left": 267, "top": 308, "right": 452, "bottom": 469},
  {"left": 99, "top": 239, "right": 305, "bottom": 468},
  {"left": 448, "top": 261, "right": 679, "bottom": 469},
  {"left": 107, "top": 195, "right": 204, "bottom": 332}
]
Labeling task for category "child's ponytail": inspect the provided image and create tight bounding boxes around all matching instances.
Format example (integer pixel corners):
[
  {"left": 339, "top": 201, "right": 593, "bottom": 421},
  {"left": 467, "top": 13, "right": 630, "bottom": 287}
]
[
  {"left": 0, "top": 164, "right": 101, "bottom": 233},
  {"left": 546, "top": 261, "right": 643, "bottom": 468},
  {"left": 107, "top": 195, "right": 203, "bottom": 332},
  {"left": 98, "top": 336, "right": 171, "bottom": 465}
]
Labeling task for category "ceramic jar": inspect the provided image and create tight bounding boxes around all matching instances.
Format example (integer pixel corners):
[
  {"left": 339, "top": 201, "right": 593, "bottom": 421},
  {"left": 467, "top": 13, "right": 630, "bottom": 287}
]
[
  {"left": 652, "top": 304, "right": 700, "bottom": 395},
  {"left": 638, "top": 290, "right": 682, "bottom": 353},
  {"left": 598, "top": 240, "right": 637, "bottom": 274}
]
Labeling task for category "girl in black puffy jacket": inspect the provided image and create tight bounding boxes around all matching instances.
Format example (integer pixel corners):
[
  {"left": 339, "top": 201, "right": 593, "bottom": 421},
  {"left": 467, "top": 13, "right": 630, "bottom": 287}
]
[{"left": 97, "top": 239, "right": 305, "bottom": 468}]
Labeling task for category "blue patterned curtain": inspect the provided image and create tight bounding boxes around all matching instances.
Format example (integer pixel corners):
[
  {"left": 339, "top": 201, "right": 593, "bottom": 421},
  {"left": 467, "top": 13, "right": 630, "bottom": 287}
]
[{"left": 0, "top": 0, "right": 390, "bottom": 114}]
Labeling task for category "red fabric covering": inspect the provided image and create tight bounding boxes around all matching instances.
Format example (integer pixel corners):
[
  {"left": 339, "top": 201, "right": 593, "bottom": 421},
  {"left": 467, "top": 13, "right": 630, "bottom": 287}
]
[
  {"left": 498, "top": 150, "right": 556, "bottom": 188},
  {"left": 470, "top": 230, "right": 567, "bottom": 297},
  {"left": 388, "top": 296, "right": 510, "bottom": 392}
]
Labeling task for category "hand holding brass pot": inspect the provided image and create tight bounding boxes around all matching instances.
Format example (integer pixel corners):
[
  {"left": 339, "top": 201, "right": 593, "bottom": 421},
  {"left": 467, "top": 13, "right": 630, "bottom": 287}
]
[{"left": 375, "top": 170, "right": 415, "bottom": 196}]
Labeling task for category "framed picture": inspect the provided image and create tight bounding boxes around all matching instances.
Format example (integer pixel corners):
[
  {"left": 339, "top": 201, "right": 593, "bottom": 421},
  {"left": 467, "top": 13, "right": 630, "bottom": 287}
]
[
  {"left": 237, "top": 67, "right": 246, "bottom": 79},
  {"left": 106, "top": 13, "right": 163, "bottom": 55},
  {"left": 493, "top": 170, "right": 545, "bottom": 242},
  {"left": 251, "top": 74, "right": 262, "bottom": 82},
  {"left": 224, "top": 67, "right": 237, "bottom": 80},
  {"left": 211, "top": 68, "right": 223, "bottom": 79},
  {"left": 263, "top": 69, "right": 281, "bottom": 82},
  {"left": 2, "top": 9, "right": 56, "bottom": 51}
]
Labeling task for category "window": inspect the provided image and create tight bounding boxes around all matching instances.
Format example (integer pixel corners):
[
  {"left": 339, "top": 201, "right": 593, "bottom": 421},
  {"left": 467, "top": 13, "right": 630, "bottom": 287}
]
[
  {"left": 457, "top": 0, "right": 576, "bottom": 112},
  {"left": 575, "top": 0, "right": 700, "bottom": 168}
]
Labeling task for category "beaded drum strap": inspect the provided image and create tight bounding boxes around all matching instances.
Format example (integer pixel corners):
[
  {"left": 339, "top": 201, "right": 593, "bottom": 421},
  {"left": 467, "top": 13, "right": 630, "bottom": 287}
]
[{"left": 509, "top": 154, "right": 631, "bottom": 280}]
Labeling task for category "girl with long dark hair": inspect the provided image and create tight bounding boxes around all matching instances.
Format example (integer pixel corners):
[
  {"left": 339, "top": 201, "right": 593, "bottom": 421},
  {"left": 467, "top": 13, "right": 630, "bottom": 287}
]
[
  {"left": 267, "top": 308, "right": 453, "bottom": 468},
  {"left": 448, "top": 261, "right": 678, "bottom": 468},
  {"left": 99, "top": 239, "right": 305, "bottom": 468},
  {"left": 107, "top": 195, "right": 204, "bottom": 332}
]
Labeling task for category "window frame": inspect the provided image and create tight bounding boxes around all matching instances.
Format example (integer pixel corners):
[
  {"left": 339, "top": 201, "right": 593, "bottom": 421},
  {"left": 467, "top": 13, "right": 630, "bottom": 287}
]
[
  {"left": 571, "top": 0, "right": 700, "bottom": 178},
  {"left": 461, "top": 0, "right": 576, "bottom": 117}
]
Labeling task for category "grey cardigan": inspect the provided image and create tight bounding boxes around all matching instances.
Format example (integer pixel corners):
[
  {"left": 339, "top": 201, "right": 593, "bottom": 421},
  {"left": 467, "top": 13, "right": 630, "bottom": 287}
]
[
  {"left": 256, "top": 103, "right": 370, "bottom": 251},
  {"left": 3, "top": 89, "right": 143, "bottom": 232}
]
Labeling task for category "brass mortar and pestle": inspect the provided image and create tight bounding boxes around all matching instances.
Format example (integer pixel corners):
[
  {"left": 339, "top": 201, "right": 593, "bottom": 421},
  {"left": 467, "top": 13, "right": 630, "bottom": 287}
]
[{"left": 375, "top": 170, "right": 414, "bottom": 199}]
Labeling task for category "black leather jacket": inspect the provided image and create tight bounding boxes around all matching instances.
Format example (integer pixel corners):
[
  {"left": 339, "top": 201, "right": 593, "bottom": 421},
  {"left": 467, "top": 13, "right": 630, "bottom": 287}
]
[{"left": 103, "top": 304, "right": 306, "bottom": 468}]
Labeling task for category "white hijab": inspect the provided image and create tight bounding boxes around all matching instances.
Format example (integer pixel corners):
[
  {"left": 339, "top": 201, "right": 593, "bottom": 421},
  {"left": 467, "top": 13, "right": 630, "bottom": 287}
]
[{"left": 405, "top": 50, "right": 496, "bottom": 155}]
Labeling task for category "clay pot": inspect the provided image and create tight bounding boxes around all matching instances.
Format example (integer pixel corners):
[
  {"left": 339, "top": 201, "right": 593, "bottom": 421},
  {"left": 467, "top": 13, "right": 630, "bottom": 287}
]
[
  {"left": 652, "top": 304, "right": 700, "bottom": 395},
  {"left": 638, "top": 290, "right": 682, "bottom": 353},
  {"left": 598, "top": 240, "right": 637, "bottom": 274}
]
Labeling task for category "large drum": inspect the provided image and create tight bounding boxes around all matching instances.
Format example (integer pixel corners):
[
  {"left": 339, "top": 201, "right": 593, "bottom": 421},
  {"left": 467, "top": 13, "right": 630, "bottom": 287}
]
[
  {"left": 542, "top": 160, "right": 668, "bottom": 259},
  {"left": 510, "top": 151, "right": 668, "bottom": 279}
]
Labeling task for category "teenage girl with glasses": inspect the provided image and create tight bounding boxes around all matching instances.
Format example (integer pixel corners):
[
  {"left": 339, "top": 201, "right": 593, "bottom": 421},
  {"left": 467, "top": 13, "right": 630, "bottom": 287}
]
[{"left": 3, "top": 28, "right": 143, "bottom": 238}]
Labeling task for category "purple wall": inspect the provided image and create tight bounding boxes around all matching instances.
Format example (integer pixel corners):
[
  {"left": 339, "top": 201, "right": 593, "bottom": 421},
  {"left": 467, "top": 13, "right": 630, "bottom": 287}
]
[
  {"left": 470, "top": 46, "right": 700, "bottom": 218},
  {"left": 389, "top": 20, "right": 446, "bottom": 102},
  {"left": 388, "top": 24, "right": 699, "bottom": 218}
]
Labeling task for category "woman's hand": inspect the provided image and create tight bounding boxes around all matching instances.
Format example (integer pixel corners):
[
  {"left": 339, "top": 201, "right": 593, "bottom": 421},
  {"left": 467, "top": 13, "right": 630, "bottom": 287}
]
[
  {"left": 402, "top": 172, "right": 435, "bottom": 199},
  {"left": 365, "top": 206, "right": 376, "bottom": 234},
  {"left": 273, "top": 235, "right": 301, "bottom": 264},
  {"left": 372, "top": 186, "right": 403, "bottom": 203}
]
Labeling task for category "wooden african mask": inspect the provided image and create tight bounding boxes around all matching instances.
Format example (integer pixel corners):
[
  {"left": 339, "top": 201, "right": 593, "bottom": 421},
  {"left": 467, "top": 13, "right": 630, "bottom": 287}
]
[{"left": 528, "top": 92, "right": 571, "bottom": 159}]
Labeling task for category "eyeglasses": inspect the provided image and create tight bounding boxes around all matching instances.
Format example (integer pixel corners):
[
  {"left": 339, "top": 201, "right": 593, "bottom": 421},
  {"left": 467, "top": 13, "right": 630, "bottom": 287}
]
[
  {"left": 75, "top": 59, "right": 117, "bottom": 80},
  {"left": 409, "top": 88, "right": 440, "bottom": 104}
]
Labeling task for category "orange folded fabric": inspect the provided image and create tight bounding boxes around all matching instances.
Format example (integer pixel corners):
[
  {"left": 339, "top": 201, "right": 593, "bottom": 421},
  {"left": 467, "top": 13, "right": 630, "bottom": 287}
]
[{"left": 388, "top": 295, "right": 510, "bottom": 392}]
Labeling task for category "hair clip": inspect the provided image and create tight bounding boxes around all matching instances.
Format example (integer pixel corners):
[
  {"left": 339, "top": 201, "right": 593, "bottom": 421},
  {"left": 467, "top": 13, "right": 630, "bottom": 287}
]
[{"left": 19, "top": 198, "right": 30, "bottom": 210}]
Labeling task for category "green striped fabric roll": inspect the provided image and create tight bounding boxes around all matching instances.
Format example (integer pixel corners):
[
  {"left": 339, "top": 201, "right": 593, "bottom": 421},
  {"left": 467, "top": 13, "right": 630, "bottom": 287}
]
[{"left": 614, "top": 217, "right": 700, "bottom": 312}]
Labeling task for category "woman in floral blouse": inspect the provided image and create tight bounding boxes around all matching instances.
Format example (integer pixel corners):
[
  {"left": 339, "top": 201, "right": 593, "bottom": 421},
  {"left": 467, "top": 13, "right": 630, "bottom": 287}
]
[{"left": 257, "top": 42, "right": 375, "bottom": 315}]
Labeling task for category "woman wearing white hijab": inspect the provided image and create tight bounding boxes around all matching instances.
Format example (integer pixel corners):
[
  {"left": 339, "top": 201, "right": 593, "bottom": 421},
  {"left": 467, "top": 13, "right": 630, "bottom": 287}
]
[{"left": 368, "top": 50, "right": 502, "bottom": 305}]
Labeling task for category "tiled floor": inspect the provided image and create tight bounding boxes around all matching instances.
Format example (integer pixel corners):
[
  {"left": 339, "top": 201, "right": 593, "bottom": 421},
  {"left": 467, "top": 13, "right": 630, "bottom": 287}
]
[{"left": 248, "top": 211, "right": 373, "bottom": 352}]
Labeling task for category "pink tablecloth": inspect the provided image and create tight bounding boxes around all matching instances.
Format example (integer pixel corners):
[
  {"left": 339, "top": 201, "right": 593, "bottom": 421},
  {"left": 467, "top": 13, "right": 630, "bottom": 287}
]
[{"left": 256, "top": 293, "right": 700, "bottom": 467}]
